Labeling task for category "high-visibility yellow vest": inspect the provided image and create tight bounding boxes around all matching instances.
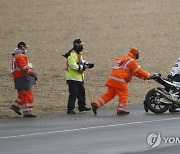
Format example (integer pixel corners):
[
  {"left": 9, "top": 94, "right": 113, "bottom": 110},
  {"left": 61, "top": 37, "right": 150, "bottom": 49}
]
[{"left": 66, "top": 51, "right": 84, "bottom": 82}]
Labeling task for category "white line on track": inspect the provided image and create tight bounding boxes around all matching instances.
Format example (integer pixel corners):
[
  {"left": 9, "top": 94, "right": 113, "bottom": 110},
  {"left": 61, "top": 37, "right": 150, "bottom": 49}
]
[{"left": 1, "top": 117, "right": 180, "bottom": 139}]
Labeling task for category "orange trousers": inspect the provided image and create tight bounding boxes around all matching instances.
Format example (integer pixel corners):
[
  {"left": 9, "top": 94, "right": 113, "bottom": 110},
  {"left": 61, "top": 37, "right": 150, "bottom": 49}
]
[
  {"left": 13, "top": 90, "right": 34, "bottom": 111},
  {"left": 94, "top": 86, "right": 128, "bottom": 112}
]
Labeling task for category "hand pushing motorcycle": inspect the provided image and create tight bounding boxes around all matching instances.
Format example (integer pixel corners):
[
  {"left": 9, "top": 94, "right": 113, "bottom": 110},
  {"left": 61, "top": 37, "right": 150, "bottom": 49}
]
[{"left": 144, "top": 73, "right": 180, "bottom": 114}]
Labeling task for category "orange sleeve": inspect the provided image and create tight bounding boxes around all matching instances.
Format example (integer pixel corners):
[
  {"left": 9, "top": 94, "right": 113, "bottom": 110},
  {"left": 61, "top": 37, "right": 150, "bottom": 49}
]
[
  {"left": 16, "top": 55, "right": 33, "bottom": 75},
  {"left": 127, "top": 60, "right": 150, "bottom": 80},
  {"left": 133, "top": 68, "right": 150, "bottom": 79}
]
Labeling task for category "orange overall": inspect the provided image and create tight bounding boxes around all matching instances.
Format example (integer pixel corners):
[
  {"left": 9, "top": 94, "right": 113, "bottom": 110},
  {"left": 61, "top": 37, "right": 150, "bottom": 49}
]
[
  {"left": 94, "top": 49, "right": 150, "bottom": 113},
  {"left": 12, "top": 53, "right": 35, "bottom": 112}
]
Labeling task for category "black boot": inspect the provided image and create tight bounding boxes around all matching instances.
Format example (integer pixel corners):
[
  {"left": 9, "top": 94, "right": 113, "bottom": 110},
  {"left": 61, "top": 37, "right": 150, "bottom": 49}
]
[
  {"left": 91, "top": 103, "right": 97, "bottom": 115},
  {"left": 11, "top": 105, "right": 21, "bottom": 115},
  {"left": 78, "top": 106, "right": 91, "bottom": 112},
  {"left": 117, "top": 111, "right": 130, "bottom": 115},
  {"left": 23, "top": 111, "right": 37, "bottom": 118},
  {"left": 143, "top": 100, "right": 148, "bottom": 113},
  {"left": 67, "top": 109, "right": 76, "bottom": 114}
]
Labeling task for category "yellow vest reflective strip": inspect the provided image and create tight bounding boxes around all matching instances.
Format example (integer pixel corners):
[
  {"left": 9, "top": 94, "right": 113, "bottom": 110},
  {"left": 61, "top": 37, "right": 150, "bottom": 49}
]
[
  {"left": 108, "top": 76, "right": 126, "bottom": 83},
  {"left": 66, "top": 78, "right": 83, "bottom": 82}
]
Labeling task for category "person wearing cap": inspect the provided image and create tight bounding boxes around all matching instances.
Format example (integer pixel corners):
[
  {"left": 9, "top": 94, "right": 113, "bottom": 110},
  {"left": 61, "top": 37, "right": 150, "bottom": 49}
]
[
  {"left": 91, "top": 47, "right": 152, "bottom": 116},
  {"left": 62, "top": 38, "right": 83, "bottom": 58},
  {"left": 10, "top": 41, "right": 38, "bottom": 118},
  {"left": 65, "top": 41, "right": 94, "bottom": 114}
]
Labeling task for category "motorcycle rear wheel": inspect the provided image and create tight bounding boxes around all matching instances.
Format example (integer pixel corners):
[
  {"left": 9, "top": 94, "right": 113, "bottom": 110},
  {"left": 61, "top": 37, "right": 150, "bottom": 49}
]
[{"left": 145, "top": 88, "right": 170, "bottom": 114}]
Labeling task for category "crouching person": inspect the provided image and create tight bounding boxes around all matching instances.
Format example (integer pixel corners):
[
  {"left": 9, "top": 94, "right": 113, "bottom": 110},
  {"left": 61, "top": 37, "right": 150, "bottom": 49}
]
[{"left": 11, "top": 42, "right": 38, "bottom": 118}]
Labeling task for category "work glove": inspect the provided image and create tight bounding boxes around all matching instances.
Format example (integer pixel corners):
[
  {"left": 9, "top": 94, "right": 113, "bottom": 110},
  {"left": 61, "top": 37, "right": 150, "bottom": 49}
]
[
  {"left": 31, "top": 73, "right": 38, "bottom": 81},
  {"left": 149, "top": 73, "right": 161, "bottom": 80}
]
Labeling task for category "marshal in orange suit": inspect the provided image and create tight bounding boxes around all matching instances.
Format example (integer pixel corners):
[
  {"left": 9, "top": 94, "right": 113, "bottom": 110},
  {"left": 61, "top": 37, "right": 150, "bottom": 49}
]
[
  {"left": 91, "top": 47, "right": 152, "bottom": 115},
  {"left": 11, "top": 42, "right": 37, "bottom": 118}
]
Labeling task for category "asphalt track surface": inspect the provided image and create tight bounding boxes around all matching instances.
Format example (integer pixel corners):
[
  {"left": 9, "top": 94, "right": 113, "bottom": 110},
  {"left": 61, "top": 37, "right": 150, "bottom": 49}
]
[{"left": 0, "top": 104, "right": 180, "bottom": 154}]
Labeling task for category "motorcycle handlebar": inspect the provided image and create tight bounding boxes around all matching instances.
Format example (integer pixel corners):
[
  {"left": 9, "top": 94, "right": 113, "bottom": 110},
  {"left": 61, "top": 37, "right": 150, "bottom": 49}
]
[{"left": 150, "top": 73, "right": 161, "bottom": 80}]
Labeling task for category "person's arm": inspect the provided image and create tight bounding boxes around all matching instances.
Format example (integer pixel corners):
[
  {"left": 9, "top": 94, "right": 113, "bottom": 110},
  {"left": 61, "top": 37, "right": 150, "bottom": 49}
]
[
  {"left": 16, "top": 55, "right": 37, "bottom": 80},
  {"left": 68, "top": 53, "right": 87, "bottom": 72},
  {"left": 127, "top": 60, "right": 151, "bottom": 80}
]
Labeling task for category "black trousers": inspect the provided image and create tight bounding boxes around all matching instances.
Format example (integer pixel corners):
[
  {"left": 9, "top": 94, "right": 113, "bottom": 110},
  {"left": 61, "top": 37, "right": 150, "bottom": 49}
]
[{"left": 66, "top": 80, "right": 86, "bottom": 110}]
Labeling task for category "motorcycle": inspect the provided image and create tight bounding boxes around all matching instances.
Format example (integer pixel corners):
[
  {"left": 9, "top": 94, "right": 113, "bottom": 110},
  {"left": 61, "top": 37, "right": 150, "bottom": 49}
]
[{"left": 144, "top": 73, "right": 180, "bottom": 114}]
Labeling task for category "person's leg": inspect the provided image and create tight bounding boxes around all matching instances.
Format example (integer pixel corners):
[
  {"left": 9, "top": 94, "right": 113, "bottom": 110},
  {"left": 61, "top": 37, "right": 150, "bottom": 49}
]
[
  {"left": 19, "top": 90, "right": 36, "bottom": 118},
  {"left": 13, "top": 94, "right": 22, "bottom": 108},
  {"left": 91, "top": 86, "right": 116, "bottom": 115},
  {"left": 77, "top": 82, "right": 86, "bottom": 108},
  {"left": 115, "top": 86, "right": 129, "bottom": 115},
  {"left": 77, "top": 82, "right": 91, "bottom": 111},
  {"left": 93, "top": 86, "right": 116, "bottom": 108},
  {"left": 11, "top": 91, "right": 22, "bottom": 115},
  {"left": 67, "top": 81, "right": 78, "bottom": 114}
]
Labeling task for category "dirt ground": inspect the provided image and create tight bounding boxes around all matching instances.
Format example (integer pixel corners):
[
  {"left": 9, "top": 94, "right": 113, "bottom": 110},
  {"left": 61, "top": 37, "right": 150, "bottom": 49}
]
[{"left": 0, "top": 0, "right": 180, "bottom": 118}]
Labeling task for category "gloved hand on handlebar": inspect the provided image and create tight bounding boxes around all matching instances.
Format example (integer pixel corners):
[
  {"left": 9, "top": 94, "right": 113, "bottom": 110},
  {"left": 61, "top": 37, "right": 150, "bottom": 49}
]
[{"left": 149, "top": 73, "right": 161, "bottom": 80}]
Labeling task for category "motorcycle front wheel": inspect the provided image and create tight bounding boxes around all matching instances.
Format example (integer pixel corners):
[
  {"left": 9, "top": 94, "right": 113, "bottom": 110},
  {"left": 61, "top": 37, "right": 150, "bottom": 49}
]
[{"left": 145, "top": 88, "right": 170, "bottom": 114}]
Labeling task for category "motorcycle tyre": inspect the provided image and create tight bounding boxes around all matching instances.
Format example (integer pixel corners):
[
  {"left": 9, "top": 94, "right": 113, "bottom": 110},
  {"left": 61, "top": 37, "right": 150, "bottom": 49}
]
[{"left": 145, "top": 88, "right": 170, "bottom": 114}]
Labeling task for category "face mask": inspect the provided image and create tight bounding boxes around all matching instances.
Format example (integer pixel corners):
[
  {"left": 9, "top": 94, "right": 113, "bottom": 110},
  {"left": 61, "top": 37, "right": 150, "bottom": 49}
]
[
  {"left": 22, "top": 49, "right": 27, "bottom": 54},
  {"left": 24, "top": 49, "right": 28, "bottom": 54},
  {"left": 19, "top": 45, "right": 28, "bottom": 54},
  {"left": 136, "top": 54, "right": 139, "bottom": 59},
  {"left": 79, "top": 50, "right": 83, "bottom": 55}
]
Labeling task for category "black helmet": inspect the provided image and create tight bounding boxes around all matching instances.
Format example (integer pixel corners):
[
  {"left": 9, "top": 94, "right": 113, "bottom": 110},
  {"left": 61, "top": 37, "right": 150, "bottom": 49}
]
[
  {"left": 73, "top": 44, "right": 83, "bottom": 53},
  {"left": 73, "top": 38, "right": 83, "bottom": 45}
]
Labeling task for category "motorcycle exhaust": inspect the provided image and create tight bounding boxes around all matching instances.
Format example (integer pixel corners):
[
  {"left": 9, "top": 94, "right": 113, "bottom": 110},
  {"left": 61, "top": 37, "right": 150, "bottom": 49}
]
[{"left": 155, "top": 88, "right": 176, "bottom": 104}]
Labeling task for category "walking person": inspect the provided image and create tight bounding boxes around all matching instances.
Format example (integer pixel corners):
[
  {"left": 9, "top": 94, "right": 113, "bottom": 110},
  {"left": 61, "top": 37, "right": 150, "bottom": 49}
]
[
  {"left": 11, "top": 41, "right": 38, "bottom": 118},
  {"left": 64, "top": 39, "right": 94, "bottom": 114},
  {"left": 91, "top": 47, "right": 152, "bottom": 115}
]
